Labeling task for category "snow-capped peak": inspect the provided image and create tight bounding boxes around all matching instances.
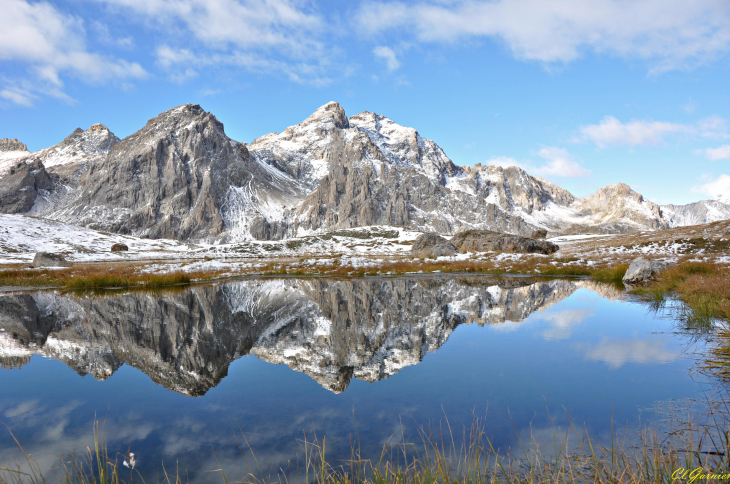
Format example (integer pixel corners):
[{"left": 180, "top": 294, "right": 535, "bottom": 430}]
[
  {"left": 37, "top": 123, "right": 120, "bottom": 168},
  {"left": 349, "top": 110, "right": 460, "bottom": 181}
]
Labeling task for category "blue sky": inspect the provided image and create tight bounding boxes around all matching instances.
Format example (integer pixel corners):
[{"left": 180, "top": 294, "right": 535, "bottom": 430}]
[{"left": 1, "top": 0, "right": 730, "bottom": 204}]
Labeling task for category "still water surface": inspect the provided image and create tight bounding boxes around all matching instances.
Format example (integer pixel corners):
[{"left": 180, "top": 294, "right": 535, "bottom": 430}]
[{"left": 0, "top": 276, "right": 713, "bottom": 481}]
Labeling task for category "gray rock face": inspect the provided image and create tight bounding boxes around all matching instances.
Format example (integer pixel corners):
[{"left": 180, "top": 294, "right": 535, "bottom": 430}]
[
  {"left": 622, "top": 257, "right": 669, "bottom": 285},
  {"left": 0, "top": 139, "right": 28, "bottom": 152},
  {"left": 0, "top": 160, "right": 53, "bottom": 213},
  {"left": 411, "top": 233, "right": 458, "bottom": 257},
  {"left": 0, "top": 277, "right": 579, "bottom": 393},
  {"left": 32, "top": 252, "right": 72, "bottom": 267},
  {"left": 1, "top": 101, "right": 728, "bottom": 242},
  {"left": 291, "top": 110, "right": 568, "bottom": 237},
  {"left": 27, "top": 105, "right": 309, "bottom": 242},
  {"left": 450, "top": 230, "right": 559, "bottom": 254}
]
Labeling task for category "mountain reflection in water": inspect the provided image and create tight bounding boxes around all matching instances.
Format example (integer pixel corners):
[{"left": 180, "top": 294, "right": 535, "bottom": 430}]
[{"left": 0, "top": 276, "right": 617, "bottom": 395}]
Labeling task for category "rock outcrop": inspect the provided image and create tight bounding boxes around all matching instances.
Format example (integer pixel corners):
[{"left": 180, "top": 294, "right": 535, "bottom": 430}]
[
  {"left": 450, "top": 230, "right": 559, "bottom": 254},
  {"left": 0, "top": 159, "right": 53, "bottom": 213},
  {"left": 32, "top": 252, "right": 72, "bottom": 268},
  {"left": 622, "top": 257, "right": 669, "bottom": 285},
  {"left": 411, "top": 233, "right": 458, "bottom": 257},
  {"left": 0, "top": 139, "right": 28, "bottom": 152}
]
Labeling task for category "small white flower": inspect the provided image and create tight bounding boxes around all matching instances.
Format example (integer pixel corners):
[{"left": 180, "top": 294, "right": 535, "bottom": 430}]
[{"left": 124, "top": 453, "right": 136, "bottom": 469}]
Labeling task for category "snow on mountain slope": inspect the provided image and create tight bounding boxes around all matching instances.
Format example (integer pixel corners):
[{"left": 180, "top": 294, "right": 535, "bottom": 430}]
[
  {"left": 0, "top": 125, "right": 118, "bottom": 177},
  {"left": 348, "top": 111, "right": 460, "bottom": 181},
  {"left": 0, "top": 213, "right": 423, "bottom": 265},
  {"left": 0, "top": 138, "right": 31, "bottom": 177},
  {"left": 247, "top": 101, "right": 350, "bottom": 190},
  {"left": 0, "top": 214, "right": 193, "bottom": 264},
  {"left": 38, "top": 124, "right": 119, "bottom": 169},
  {"left": 662, "top": 198, "right": 730, "bottom": 227},
  {"left": 1, "top": 102, "right": 728, "bottom": 242}
]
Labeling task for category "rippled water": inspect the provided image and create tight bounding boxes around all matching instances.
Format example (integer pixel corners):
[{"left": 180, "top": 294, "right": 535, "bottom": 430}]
[{"left": 0, "top": 276, "right": 713, "bottom": 481}]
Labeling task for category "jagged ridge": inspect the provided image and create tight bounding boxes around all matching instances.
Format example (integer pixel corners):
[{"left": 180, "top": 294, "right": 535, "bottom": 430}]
[{"left": 0, "top": 102, "right": 727, "bottom": 241}]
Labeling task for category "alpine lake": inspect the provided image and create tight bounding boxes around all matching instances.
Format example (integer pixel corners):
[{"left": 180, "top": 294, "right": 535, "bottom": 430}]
[{"left": 0, "top": 274, "right": 726, "bottom": 482}]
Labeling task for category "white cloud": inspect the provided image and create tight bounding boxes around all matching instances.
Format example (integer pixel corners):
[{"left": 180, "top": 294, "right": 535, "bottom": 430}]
[
  {"left": 153, "top": 45, "right": 333, "bottom": 87},
  {"left": 579, "top": 116, "right": 690, "bottom": 147},
  {"left": 486, "top": 148, "right": 590, "bottom": 178},
  {"left": 579, "top": 115, "right": 728, "bottom": 148},
  {"left": 0, "top": 0, "right": 147, "bottom": 105},
  {"left": 536, "top": 147, "right": 591, "bottom": 177},
  {"left": 355, "top": 0, "right": 730, "bottom": 72},
  {"left": 702, "top": 145, "right": 730, "bottom": 161},
  {"left": 101, "top": 0, "right": 331, "bottom": 84},
  {"left": 697, "top": 116, "right": 728, "bottom": 138},
  {"left": 373, "top": 46, "right": 400, "bottom": 71},
  {"left": 485, "top": 156, "right": 526, "bottom": 169},
  {"left": 693, "top": 174, "right": 730, "bottom": 203},
  {"left": 0, "top": 87, "right": 35, "bottom": 107},
  {"left": 101, "top": 0, "right": 323, "bottom": 53}
]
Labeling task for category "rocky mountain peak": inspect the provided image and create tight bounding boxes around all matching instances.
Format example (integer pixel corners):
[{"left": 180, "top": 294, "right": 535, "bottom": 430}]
[
  {"left": 36, "top": 123, "right": 121, "bottom": 169},
  {"left": 300, "top": 101, "right": 349, "bottom": 130},
  {"left": 87, "top": 123, "right": 112, "bottom": 134},
  {"left": 575, "top": 182, "right": 667, "bottom": 231},
  {"left": 585, "top": 183, "right": 644, "bottom": 207},
  {"left": 0, "top": 138, "right": 29, "bottom": 152},
  {"left": 141, "top": 104, "right": 224, "bottom": 135}
]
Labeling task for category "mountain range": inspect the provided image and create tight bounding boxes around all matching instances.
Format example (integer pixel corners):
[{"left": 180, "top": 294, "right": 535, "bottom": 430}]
[{"left": 1, "top": 102, "right": 728, "bottom": 242}]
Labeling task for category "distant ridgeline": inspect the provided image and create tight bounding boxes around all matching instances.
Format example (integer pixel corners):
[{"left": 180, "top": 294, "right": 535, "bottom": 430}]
[{"left": 1, "top": 103, "right": 728, "bottom": 243}]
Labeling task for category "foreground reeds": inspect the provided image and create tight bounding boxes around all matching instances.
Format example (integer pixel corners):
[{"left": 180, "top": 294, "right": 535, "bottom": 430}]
[{"left": 2, "top": 396, "right": 729, "bottom": 484}]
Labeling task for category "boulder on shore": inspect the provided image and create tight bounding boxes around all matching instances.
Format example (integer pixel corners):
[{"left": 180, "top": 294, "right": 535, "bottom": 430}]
[
  {"left": 411, "top": 234, "right": 458, "bottom": 258},
  {"left": 32, "top": 252, "right": 72, "bottom": 268},
  {"left": 622, "top": 257, "right": 669, "bottom": 285},
  {"left": 450, "top": 230, "right": 559, "bottom": 255},
  {"left": 111, "top": 243, "right": 129, "bottom": 252}
]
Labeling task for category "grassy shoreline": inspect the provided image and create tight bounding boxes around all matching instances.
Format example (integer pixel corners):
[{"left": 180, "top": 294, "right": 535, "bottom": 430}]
[
  {"left": 631, "top": 262, "right": 730, "bottom": 325},
  {"left": 1, "top": 259, "right": 727, "bottom": 332},
  {"left": 0, "top": 258, "right": 632, "bottom": 290}
]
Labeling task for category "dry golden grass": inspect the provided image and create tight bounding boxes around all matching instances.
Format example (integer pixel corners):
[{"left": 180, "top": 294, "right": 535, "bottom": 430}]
[
  {"left": 633, "top": 262, "right": 730, "bottom": 323},
  {"left": 0, "top": 256, "right": 632, "bottom": 288},
  {"left": 0, "top": 263, "right": 228, "bottom": 289}
]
